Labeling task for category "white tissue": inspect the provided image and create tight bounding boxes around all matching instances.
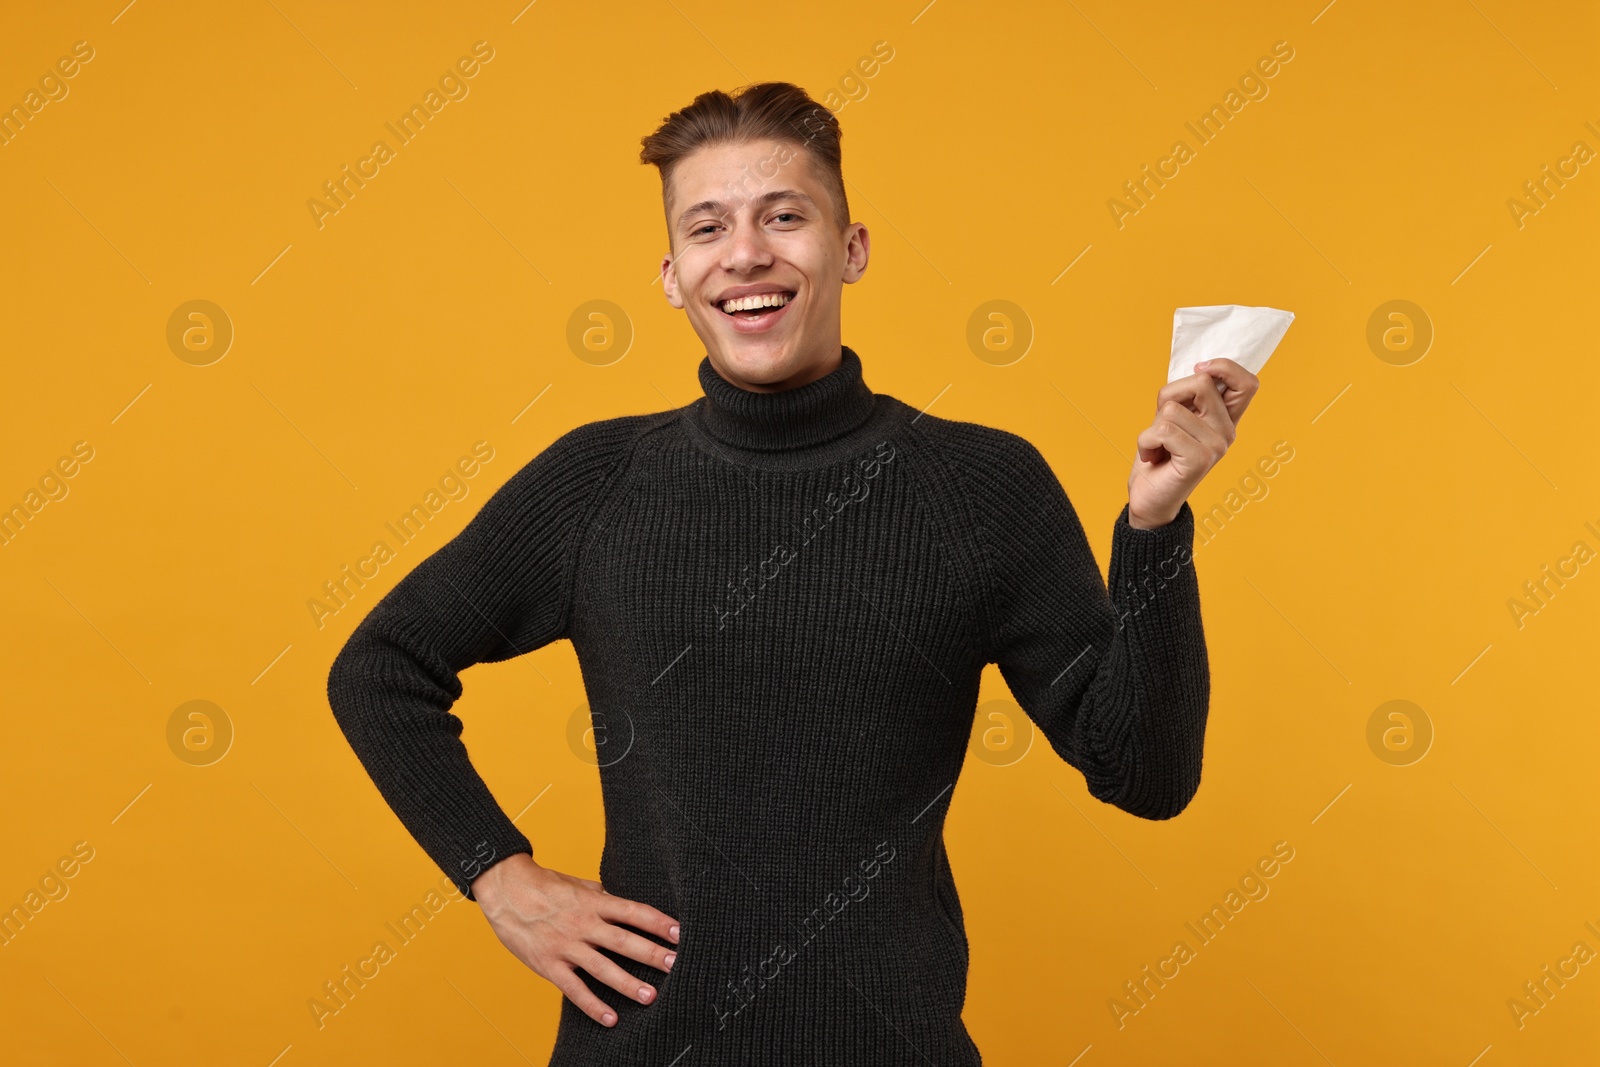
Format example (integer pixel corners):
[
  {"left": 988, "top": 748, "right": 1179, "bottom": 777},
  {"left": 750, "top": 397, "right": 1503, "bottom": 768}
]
[{"left": 1167, "top": 304, "right": 1295, "bottom": 385}]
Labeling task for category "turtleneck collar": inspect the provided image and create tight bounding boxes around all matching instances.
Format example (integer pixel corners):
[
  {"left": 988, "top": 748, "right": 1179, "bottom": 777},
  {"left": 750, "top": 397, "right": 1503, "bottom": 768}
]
[{"left": 693, "top": 346, "right": 877, "bottom": 453}]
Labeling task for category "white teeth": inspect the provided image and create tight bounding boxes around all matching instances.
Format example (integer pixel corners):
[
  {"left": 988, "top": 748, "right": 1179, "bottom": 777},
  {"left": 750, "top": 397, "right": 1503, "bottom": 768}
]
[{"left": 720, "top": 291, "right": 792, "bottom": 314}]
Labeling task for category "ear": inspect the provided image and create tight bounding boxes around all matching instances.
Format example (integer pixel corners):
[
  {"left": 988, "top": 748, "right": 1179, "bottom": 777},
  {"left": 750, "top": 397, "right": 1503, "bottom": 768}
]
[
  {"left": 841, "top": 223, "right": 870, "bottom": 285},
  {"left": 661, "top": 253, "right": 684, "bottom": 309}
]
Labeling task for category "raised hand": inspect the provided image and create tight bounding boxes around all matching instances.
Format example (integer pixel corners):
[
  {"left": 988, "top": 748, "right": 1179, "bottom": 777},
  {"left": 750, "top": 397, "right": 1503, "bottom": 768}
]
[{"left": 1127, "top": 357, "right": 1260, "bottom": 529}]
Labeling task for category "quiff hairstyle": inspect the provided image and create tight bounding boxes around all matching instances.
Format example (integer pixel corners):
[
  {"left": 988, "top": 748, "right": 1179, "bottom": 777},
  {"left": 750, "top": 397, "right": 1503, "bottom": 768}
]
[{"left": 639, "top": 81, "right": 850, "bottom": 244}]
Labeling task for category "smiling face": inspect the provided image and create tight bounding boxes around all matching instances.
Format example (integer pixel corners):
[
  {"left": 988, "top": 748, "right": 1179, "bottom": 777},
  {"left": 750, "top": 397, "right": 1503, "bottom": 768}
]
[{"left": 660, "top": 139, "right": 869, "bottom": 393}]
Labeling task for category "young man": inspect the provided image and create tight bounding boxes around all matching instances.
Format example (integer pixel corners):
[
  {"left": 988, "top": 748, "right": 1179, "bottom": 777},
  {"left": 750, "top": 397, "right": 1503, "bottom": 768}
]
[{"left": 328, "top": 81, "right": 1255, "bottom": 1064}]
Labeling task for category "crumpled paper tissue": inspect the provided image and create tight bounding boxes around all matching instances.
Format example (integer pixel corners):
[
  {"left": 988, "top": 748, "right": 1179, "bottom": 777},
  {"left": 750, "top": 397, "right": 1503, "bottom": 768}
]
[{"left": 1167, "top": 304, "right": 1295, "bottom": 388}]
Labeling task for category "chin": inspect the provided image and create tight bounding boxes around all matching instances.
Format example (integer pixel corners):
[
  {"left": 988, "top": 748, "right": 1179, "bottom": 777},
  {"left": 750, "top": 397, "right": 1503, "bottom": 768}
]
[
  {"left": 701, "top": 329, "right": 800, "bottom": 383},
  {"left": 719, "top": 343, "right": 796, "bottom": 379}
]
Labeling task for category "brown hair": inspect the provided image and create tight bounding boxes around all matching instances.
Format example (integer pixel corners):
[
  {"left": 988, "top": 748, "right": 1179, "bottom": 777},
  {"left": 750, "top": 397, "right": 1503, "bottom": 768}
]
[{"left": 639, "top": 81, "right": 849, "bottom": 242}]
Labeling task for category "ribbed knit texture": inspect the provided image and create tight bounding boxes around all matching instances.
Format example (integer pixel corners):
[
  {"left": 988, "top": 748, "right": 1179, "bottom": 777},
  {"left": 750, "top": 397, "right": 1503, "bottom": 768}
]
[{"left": 327, "top": 345, "right": 1210, "bottom": 1065}]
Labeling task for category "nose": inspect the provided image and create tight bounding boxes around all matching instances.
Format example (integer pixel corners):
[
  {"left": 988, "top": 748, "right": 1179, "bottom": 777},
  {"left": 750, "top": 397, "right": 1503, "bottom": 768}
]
[{"left": 721, "top": 211, "right": 773, "bottom": 274}]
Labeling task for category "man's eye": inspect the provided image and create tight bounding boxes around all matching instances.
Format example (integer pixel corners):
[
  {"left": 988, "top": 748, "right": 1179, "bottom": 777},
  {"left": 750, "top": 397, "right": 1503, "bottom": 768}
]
[
  {"left": 692, "top": 224, "right": 718, "bottom": 235},
  {"left": 773, "top": 213, "right": 800, "bottom": 223}
]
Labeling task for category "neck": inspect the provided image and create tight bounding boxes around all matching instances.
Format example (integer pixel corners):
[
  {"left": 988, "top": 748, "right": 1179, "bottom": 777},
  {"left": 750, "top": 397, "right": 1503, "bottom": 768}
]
[{"left": 692, "top": 344, "right": 876, "bottom": 453}]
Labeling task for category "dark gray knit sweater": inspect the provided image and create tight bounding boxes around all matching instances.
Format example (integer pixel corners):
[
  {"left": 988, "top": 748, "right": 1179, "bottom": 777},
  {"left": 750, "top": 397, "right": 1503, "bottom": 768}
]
[{"left": 327, "top": 345, "right": 1209, "bottom": 1065}]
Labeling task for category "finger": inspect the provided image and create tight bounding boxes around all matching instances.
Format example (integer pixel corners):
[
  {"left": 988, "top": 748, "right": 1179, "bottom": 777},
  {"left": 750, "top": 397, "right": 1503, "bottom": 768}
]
[
  {"left": 1138, "top": 407, "right": 1210, "bottom": 469},
  {"left": 550, "top": 961, "right": 621, "bottom": 1028},
  {"left": 1159, "top": 392, "right": 1233, "bottom": 454},
  {"left": 596, "top": 894, "right": 681, "bottom": 946},
  {"left": 1136, "top": 409, "right": 1182, "bottom": 461},
  {"left": 1193, "top": 358, "right": 1260, "bottom": 425},
  {"left": 1156, "top": 371, "right": 1226, "bottom": 413},
  {"left": 1145, "top": 395, "right": 1228, "bottom": 457},
  {"left": 595, "top": 920, "right": 678, "bottom": 974},
  {"left": 1191, "top": 356, "right": 1254, "bottom": 392},
  {"left": 1160, "top": 364, "right": 1248, "bottom": 425},
  {"left": 1135, "top": 421, "right": 1169, "bottom": 464},
  {"left": 1164, "top": 396, "right": 1222, "bottom": 454},
  {"left": 578, "top": 947, "right": 659, "bottom": 1006},
  {"left": 1158, "top": 369, "right": 1237, "bottom": 428}
]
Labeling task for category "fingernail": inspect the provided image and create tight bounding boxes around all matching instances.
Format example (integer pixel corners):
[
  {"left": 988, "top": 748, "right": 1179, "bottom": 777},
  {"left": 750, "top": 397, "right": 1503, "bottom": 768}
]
[
  {"left": 670, "top": 925, "right": 680, "bottom": 942},
  {"left": 639, "top": 985, "right": 653, "bottom": 1002},
  {"left": 664, "top": 953, "right": 676, "bottom": 971},
  {"left": 1195, "top": 360, "right": 1210, "bottom": 368},
  {"left": 602, "top": 1012, "right": 616, "bottom": 1026}
]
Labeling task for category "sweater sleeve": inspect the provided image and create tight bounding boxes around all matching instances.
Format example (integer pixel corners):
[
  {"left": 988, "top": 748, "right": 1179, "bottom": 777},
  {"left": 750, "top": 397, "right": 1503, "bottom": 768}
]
[
  {"left": 326, "top": 419, "right": 635, "bottom": 899},
  {"left": 945, "top": 425, "right": 1210, "bottom": 820}
]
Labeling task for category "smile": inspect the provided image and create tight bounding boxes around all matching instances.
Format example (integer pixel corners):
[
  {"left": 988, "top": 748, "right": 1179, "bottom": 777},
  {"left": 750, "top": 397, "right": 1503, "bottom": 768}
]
[
  {"left": 719, "top": 290, "right": 794, "bottom": 315},
  {"left": 715, "top": 290, "right": 796, "bottom": 333}
]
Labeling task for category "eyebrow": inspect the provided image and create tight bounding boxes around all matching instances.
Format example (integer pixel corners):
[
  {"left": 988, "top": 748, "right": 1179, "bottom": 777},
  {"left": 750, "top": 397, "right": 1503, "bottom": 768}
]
[{"left": 676, "top": 189, "right": 817, "bottom": 231}]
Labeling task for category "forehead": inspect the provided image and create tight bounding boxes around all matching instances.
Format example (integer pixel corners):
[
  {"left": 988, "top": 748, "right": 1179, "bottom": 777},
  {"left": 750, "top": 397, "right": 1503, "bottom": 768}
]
[{"left": 668, "top": 139, "right": 823, "bottom": 209}]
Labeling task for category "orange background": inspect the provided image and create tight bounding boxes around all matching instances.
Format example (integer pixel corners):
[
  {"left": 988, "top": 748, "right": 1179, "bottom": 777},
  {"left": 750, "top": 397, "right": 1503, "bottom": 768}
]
[{"left": 2, "top": 1, "right": 1596, "bottom": 1064}]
